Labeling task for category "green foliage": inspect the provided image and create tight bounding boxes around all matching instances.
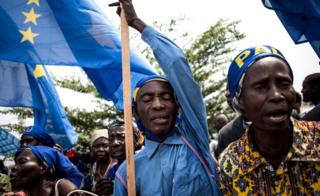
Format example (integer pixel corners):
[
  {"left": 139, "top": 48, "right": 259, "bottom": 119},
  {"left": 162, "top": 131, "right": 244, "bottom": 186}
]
[
  {"left": 53, "top": 71, "right": 99, "bottom": 97},
  {"left": 185, "top": 19, "right": 245, "bottom": 133},
  {"left": 0, "top": 108, "right": 33, "bottom": 133}
]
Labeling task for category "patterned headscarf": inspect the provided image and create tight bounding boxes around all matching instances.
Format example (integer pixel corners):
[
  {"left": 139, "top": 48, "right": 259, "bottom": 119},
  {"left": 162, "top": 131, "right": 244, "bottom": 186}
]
[
  {"left": 22, "top": 126, "right": 55, "bottom": 147},
  {"left": 227, "top": 45, "right": 293, "bottom": 111}
]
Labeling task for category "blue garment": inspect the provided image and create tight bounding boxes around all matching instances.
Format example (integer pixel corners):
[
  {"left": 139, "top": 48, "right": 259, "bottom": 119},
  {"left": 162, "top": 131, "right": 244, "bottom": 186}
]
[
  {"left": 22, "top": 126, "right": 55, "bottom": 147},
  {"left": 17, "top": 145, "right": 84, "bottom": 187},
  {"left": 114, "top": 27, "right": 221, "bottom": 196},
  {"left": 262, "top": 0, "right": 320, "bottom": 57}
]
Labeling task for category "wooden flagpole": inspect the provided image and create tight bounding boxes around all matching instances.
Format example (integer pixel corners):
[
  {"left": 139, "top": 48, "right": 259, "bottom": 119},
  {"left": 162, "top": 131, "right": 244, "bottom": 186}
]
[{"left": 120, "top": 3, "right": 136, "bottom": 196}]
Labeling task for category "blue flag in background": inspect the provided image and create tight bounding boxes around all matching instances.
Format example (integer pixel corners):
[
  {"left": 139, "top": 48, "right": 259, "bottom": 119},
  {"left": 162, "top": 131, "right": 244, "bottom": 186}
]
[
  {"left": 0, "top": 61, "right": 77, "bottom": 150},
  {"left": 262, "top": 0, "right": 320, "bottom": 57},
  {"left": 0, "top": 0, "right": 157, "bottom": 109}
]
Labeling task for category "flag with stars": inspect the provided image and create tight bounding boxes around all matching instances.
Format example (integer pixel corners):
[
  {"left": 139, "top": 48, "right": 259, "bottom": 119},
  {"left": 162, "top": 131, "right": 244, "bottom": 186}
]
[
  {"left": 262, "top": 0, "right": 320, "bottom": 58},
  {"left": 0, "top": 0, "right": 157, "bottom": 109}
]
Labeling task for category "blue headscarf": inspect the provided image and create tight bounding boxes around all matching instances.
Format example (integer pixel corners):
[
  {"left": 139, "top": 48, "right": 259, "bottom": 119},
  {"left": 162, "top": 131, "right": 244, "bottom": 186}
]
[
  {"left": 133, "top": 75, "right": 179, "bottom": 142},
  {"left": 227, "top": 45, "right": 293, "bottom": 100},
  {"left": 16, "top": 145, "right": 83, "bottom": 187},
  {"left": 22, "top": 126, "right": 55, "bottom": 147}
]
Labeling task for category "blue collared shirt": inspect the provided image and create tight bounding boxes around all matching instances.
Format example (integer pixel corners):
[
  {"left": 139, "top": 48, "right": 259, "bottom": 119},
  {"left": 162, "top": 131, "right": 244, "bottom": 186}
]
[{"left": 114, "top": 26, "right": 221, "bottom": 196}]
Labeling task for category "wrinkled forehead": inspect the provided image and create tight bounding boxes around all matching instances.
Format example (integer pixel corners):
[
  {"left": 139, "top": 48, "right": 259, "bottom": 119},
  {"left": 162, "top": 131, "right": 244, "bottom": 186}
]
[
  {"left": 109, "top": 125, "right": 125, "bottom": 134},
  {"left": 245, "top": 56, "right": 292, "bottom": 80}
]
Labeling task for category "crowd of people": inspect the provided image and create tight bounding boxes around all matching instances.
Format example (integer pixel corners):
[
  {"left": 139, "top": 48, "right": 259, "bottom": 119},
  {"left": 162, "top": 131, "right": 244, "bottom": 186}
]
[{"left": 0, "top": 0, "right": 319, "bottom": 195}]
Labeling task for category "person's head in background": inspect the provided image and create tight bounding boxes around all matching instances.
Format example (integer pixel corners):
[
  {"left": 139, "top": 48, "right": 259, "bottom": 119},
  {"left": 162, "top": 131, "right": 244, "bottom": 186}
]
[
  {"left": 90, "top": 129, "right": 109, "bottom": 163},
  {"left": 11, "top": 146, "right": 78, "bottom": 195},
  {"left": 108, "top": 120, "right": 144, "bottom": 162},
  {"left": 291, "top": 91, "right": 302, "bottom": 119},
  {"left": 212, "top": 114, "right": 228, "bottom": 133},
  {"left": 20, "top": 126, "right": 55, "bottom": 148},
  {"left": 301, "top": 72, "right": 320, "bottom": 106}
]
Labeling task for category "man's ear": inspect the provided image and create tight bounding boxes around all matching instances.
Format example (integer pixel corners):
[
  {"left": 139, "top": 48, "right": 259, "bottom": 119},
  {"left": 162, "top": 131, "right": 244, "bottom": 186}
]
[{"left": 39, "top": 164, "right": 48, "bottom": 175}]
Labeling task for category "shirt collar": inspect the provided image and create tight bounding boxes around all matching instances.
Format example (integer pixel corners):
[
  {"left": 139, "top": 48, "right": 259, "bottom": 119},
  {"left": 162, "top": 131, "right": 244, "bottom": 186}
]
[
  {"left": 236, "top": 119, "right": 320, "bottom": 176},
  {"left": 144, "top": 130, "right": 184, "bottom": 159}
]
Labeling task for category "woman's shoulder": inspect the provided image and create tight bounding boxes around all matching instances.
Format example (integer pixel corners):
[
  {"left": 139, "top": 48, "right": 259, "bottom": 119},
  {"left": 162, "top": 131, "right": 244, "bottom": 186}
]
[{"left": 55, "top": 178, "right": 78, "bottom": 196}]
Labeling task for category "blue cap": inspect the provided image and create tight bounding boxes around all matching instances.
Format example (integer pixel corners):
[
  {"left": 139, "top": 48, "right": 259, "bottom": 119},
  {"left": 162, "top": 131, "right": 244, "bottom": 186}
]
[
  {"left": 227, "top": 45, "right": 292, "bottom": 99},
  {"left": 133, "top": 75, "right": 169, "bottom": 104}
]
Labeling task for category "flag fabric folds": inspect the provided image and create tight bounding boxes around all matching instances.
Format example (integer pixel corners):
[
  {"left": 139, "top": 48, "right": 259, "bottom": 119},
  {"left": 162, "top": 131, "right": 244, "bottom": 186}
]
[
  {"left": 0, "top": 0, "right": 157, "bottom": 109},
  {"left": 0, "top": 127, "right": 20, "bottom": 155},
  {"left": 262, "top": 0, "right": 320, "bottom": 57},
  {"left": 0, "top": 61, "right": 77, "bottom": 150}
]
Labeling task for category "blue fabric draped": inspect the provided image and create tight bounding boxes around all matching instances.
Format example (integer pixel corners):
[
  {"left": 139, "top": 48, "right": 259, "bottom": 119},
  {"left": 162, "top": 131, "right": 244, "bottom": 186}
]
[{"left": 262, "top": 0, "right": 320, "bottom": 57}]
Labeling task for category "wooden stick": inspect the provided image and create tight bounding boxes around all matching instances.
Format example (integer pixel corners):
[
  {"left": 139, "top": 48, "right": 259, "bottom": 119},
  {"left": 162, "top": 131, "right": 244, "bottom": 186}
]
[{"left": 120, "top": 3, "right": 136, "bottom": 196}]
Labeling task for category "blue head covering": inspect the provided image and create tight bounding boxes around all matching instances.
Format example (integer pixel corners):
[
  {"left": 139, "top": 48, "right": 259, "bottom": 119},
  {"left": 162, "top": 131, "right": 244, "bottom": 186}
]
[
  {"left": 22, "top": 126, "right": 55, "bottom": 147},
  {"left": 16, "top": 145, "right": 83, "bottom": 186},
  {"left": 133, "top": 75, "right": 169, "bottom": 104},
  {"left": 133, "top": 75, "right": 179, "bottom": 142},
  {"left": 227, "top": 45, "right": 293, "bottom": 100}
]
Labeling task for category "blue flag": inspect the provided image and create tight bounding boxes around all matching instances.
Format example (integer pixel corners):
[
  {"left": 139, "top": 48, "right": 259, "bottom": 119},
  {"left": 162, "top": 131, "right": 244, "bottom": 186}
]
[
  {"left": 262, "top": 0, "right": 320, "bottom": 57},
  {"left": 0, "top": 0, "right": 157, "bottom": 109},
  {"left": 0, "top": 61, "right": 77, "bottom": 150},
  {"left": 0, "top": 127, "right": 20, "bottom": 155}
]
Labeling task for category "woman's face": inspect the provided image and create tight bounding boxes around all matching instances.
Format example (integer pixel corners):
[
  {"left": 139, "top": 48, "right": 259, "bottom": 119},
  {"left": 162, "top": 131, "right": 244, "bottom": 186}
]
[
  {"left": 238, "top": 57, "right": 295, "bottom": 134},
  {"left": 91, "top": 137, "right": 110, "bottom": 162},
  {"left": 10, "top": 149, "right": 43, "bottom": 190}
]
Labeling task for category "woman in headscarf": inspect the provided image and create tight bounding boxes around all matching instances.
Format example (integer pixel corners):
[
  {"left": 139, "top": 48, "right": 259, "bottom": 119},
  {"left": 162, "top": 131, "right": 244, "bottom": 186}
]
[
  {"left": 8, "top": 145, "right": 91, "bottom": 196},
  {"left": 20, "top": 126, "right": 84, "bottom": 187},
  {"left": 80, "top": 129, "right": 113, "bottom": 196},
  {"left": 219, "top": 45, "right": 320, "bottom": 195}
]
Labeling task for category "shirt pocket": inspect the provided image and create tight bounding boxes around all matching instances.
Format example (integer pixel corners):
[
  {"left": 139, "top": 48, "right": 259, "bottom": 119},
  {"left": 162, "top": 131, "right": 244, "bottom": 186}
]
[{"left": 172, "top": 152, "right": 211, "bottom": 195}]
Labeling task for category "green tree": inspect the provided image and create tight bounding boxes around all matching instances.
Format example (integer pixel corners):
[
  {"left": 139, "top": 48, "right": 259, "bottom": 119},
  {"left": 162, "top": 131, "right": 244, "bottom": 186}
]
[{"left": 186, "top": 19, "right": 245, "bottom": 134}]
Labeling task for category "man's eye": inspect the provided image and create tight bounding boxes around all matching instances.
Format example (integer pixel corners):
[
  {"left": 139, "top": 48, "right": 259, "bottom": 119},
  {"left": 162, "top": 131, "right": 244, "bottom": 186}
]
[
  {"left": 162, "top": 93, "right": 173, "bottom": 100},
  {"left": 141, "top": 95, "right": 152, "bottom": 102}
]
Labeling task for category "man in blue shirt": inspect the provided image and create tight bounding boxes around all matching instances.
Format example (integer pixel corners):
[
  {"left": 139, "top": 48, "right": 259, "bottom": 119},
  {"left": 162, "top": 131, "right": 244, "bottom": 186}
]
[{"left": 111, "top": 0, "right": 221, "bottom": 195}]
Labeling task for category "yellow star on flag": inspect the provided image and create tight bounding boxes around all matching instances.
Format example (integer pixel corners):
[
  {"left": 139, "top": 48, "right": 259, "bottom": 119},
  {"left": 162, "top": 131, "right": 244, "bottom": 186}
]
[
  {"left": 19, "top": 27, "right": 39, "bottom": 44},
  {"left": 27, "top": 0, "right": 40, "bottom": 6},
  {"left": 34, "top": 64, "right": 45, "bottom": 78},
  {"left": 23, "top": 8, "right": 41, "bottom": 25}
]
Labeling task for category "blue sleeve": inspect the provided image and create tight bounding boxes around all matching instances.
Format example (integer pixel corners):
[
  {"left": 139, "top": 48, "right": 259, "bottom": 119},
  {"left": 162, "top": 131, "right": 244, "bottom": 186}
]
[
  {"left": 141, "top": 27, "right": 222, "bottom": 195},
  {"left": 56, "top": 151, "right": 84, "bottom": 187},
  {"left": 113, "top": 164, "right": 128, "bottom": 196},
  {"left": 141, "top": 26, "right": 210, "bottom": 153}
]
